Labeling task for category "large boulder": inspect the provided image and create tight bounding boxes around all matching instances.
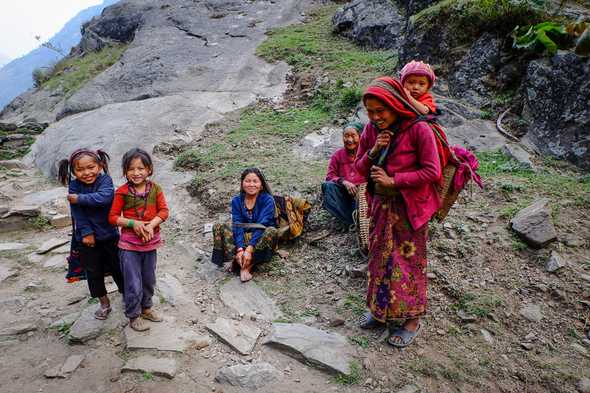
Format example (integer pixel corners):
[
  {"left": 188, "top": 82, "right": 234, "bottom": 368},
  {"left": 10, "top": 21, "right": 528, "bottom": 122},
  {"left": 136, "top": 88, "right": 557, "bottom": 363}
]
[
  {"left": 448, "top": 33, "right": 503, "bottom": 108},
  {"left": 332, "top": 0, "right": 404, "bottom": 49},
  {"left": 510, "top": 198, "right": 557, "bottom": 249},
  {"left": 522, "top": 52, "right": 590, "bottom": 169}
]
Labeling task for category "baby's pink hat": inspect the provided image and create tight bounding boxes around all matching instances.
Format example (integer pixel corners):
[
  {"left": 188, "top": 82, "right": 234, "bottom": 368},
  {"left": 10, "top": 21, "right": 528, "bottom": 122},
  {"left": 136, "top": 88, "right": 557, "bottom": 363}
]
[{"left": 400, "top": 60, "right": 436, "bottom": 87}]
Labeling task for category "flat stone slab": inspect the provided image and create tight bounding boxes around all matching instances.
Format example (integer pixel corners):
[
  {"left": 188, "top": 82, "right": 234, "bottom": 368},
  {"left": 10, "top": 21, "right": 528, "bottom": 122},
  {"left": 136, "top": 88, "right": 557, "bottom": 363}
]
[
  {"left": 43, "top": 254, "right": 66, "bottom": 269},
  {"left": 50, "top": 243, "right": 71, "bottom": 254},
  {"left": 0, "top": 320, "right": 37, "bottom": 336},
  {"left": 125, "top": 317, "right": 210, "bottom": 353},
  {"left": 0, "top": 242, "right": 27, "bottom": 251},
  {"left": 36, "top": 238, "right": 70, "bottom": 254},
  {"left": 215, "top": 362, "right": 279, "bottom": 389},
  {"left": 61, "top": 354, "right": 85, "bottom": 374},
  {"left": 206, "top": 317, "right": 261, "bottom": 355},
  {"left": 157, "top": 273, "right": 187, "bottom": 306},
  {"left": 69, "top": 301, "right": 125, "bottom": 343},
  {"left": 122, "top": 356, "right": 177, "bottom": 379},
  {"left": 264, "top": 323, "right": 355, "bottom": 375},
  {"left": 219, "top": 277, "right": 282, "bottom": 321}
]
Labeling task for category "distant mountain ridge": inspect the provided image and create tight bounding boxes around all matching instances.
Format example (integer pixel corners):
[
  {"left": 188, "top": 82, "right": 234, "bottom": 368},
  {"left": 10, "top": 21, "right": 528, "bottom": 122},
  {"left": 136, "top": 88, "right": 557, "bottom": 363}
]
[{"left": 0, "top": 0, "right": 119, "bottom": 110}]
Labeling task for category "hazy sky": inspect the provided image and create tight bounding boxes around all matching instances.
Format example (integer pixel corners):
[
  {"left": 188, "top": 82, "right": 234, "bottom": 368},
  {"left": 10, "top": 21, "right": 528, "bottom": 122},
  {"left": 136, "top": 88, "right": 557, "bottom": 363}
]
[{"left": 0, "top": 0, "right": 102, "bottom": 60}]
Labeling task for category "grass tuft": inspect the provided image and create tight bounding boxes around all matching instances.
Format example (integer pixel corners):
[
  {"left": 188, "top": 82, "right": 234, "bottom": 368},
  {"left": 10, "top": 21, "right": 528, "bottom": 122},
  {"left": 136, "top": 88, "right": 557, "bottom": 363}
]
[{"left": 334, "top": 360, "right": 362, "bottom": 385}]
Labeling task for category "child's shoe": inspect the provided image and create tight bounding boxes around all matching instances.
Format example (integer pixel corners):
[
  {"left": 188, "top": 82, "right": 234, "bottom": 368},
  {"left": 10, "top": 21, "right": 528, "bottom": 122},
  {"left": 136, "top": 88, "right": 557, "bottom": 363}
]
[
  {"left": 141, "top": 309, "right": 163, "bottom": 322},
  {"left": 130, "top": 317, "right": 150, "bottom": 331}
]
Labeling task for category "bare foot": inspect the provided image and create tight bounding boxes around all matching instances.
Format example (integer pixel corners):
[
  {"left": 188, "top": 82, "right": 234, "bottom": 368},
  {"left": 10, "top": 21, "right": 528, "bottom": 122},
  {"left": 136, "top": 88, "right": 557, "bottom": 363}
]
[{"left": 240, "top": 268, "right": 253, "bottom": 282}]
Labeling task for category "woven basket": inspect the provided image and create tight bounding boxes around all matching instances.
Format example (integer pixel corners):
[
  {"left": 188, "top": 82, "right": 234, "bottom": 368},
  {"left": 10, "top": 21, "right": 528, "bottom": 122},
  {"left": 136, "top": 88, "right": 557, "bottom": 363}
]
[
  {"left": 434, "top": 163, "right": 459, "bottom": 221},
  {"left": 354, "top": 183, "right": 370, "bottom": 254}
]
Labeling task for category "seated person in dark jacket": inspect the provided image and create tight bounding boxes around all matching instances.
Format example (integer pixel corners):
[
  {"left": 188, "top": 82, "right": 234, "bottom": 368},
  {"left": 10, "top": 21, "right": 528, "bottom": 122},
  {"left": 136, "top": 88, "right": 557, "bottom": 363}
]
[
  {"left": 211, "top": 168, "right": 277, "bottom": 282},
  {"left": 322, "top": 122, "right": 365, "bottom": 226}
]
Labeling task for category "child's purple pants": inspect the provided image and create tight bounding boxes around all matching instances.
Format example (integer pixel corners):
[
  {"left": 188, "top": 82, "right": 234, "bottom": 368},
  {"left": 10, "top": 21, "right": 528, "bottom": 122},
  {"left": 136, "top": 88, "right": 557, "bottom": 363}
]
[{"left": 119, "top": 249, "right": 157, "bottom": 319}]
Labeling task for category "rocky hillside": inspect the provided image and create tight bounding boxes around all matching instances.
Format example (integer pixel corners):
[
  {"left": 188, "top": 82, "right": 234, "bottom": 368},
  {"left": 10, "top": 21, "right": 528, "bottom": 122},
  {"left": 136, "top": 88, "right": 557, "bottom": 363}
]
[
  {"left": 0, "top": 1, "right": 589, "bottom": 393},
  {"left": 0, "top": 0, "right": 119, "bottom": 110},
  {"left": 333, "top": 0, "right": 590, "bottom": 170}
]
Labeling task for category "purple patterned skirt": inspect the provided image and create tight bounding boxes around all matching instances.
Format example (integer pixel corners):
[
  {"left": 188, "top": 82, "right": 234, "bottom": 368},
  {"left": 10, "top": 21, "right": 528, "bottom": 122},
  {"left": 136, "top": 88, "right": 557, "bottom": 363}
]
[{"left": 366, "top": 194, "right": 428, "bottom": 322}]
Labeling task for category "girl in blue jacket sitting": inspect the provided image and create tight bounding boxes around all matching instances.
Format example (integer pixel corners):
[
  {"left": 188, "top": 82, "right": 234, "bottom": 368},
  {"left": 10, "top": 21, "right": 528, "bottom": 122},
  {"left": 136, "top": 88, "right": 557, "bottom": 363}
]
[
  {"left": 211, "top": 168, "right": 278, "bottom": 282},
  {"left": 58, "top": 149, "right": 124, "bottom": 320}
]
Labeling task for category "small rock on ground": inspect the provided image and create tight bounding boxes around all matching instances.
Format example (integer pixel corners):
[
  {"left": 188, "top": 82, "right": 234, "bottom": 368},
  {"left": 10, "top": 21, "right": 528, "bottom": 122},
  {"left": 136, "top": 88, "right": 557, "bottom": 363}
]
[
  {"left": 0, "top": 321, "right": 37, "bottom": 337},
  {"left": 61, "top": 354, "right": 85, "bottom": 374},
  {"left": 122, "top": 356, "right": 177, "bottom": 379},
  {"left": 510, "top": 198, "right": 557, "bottom": 248},
  {"left": 125, "top": 317, "right": 209, "bottom": 353},
  {"left": 215, "top": 362, "right": 279, "bottom": 389},
  {"left": 219, "top": 277, "right": 282, "bottom": 321},
  {"left": 546, "top": 251, "right": 567, "bottom": 272},
  {"left": 396, "top": 384, "right": 421, "bottom": 393},
  {"left": 519, "top": 304, "right": 543, "bottom": 323},
  {"left": 157, "top": 272, "right": 187, "bottom": 306},
  {"left": 69, "top": 301, "right": 125, "bottom": 343}
]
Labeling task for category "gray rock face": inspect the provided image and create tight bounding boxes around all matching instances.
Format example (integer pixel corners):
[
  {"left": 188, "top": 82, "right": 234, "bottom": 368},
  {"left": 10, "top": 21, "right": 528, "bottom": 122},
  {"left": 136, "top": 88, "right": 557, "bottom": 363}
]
[
  {"left": 60, "top": 354, "right": 85, "bottom": 375},
  {"left": 264, "top": 323, "right": 356, "bottom": 375},
  {"left": 448, "top": 33, "right": 502, "bottom": 108},
  {"left": 332, "top": 0, "right": 404, "bottom": 49},
  {"left": 446, "top": 119, "right": 507, "bottom": 152},
  {"left": 125, "top": 316, "right": 210, "bottom": 352},
  {"left": 219, "top": 277, "right": 282, "bottom": 322},
  {"left": 215, "top": 362, "right": 279, "bottom": 389},
  {"left": 519, "top": 304, "right": 543, "bottom": 323},
  {"left": 546, "top": 251, "right": 567, "bottom": 273},
  {"left": 523, "top": 52, "right": 590, "bottom": 169},
  {"left": 0, "top": 259, "right": 17, "bottom": 283},
  {"left": 397, "top": 0, "right": 437, "bottom": 15},
  {"left": 510, "top": 198, "right": 557, "bottom": 248},
  {"left": 122, "top": 356, "right": 177, "bottom": 379},
  {"left": 293, "top": 127, "right": 342, "bottom": 161},
  {"left": 4, "top": 0, "right": 306, "bottom": 124},
  {"left": 206, "top": 317, "right": 261, "bottom": 355},
  {"left": 0, "top": 207, "right": 41, "bottom": 233},
  {"left": 69, "top": 301, "right": 125, "bottom": 343}
]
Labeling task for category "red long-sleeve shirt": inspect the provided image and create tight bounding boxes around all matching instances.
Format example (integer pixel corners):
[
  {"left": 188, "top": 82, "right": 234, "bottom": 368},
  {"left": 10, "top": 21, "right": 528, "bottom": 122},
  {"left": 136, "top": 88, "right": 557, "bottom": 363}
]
[
  {"left": 355, "top": 120, "right": 441, "bottom": 230},
  {"left": 325, "top": 148, "right": 365, "bottom": 185}
]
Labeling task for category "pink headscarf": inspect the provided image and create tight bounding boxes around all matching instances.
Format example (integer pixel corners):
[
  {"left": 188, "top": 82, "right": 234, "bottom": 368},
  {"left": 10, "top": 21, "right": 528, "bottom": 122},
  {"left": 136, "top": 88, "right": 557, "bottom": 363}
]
[{"left": 400, "top": 60, "right": 436, "bottom": 87}]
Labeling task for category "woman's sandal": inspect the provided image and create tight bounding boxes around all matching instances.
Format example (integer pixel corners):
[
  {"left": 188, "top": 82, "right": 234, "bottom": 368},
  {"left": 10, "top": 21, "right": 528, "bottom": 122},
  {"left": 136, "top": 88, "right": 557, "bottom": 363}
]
[
  {"left": 94, "top": 305, "right": 112, "bottom": 320},
  {"left": 358, "top": 312, "right": 384, "bottom": 329},
  {"left": 130, "top": 317, "right": 150, "bottom": 332},
  {"left": 387, "top": 323, "right": 422, "bottom": 348}
]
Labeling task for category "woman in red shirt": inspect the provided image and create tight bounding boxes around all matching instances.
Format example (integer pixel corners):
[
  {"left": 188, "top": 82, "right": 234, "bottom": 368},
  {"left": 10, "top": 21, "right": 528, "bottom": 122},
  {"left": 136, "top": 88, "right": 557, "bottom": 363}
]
[{"left": 355, "top": 77, "right": 442, "bottom": 347}]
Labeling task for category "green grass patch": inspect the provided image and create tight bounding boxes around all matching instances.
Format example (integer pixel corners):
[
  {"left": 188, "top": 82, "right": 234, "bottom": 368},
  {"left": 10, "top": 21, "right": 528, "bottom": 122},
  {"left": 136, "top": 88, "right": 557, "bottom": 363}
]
[
  {"left": 41, "top": 44, "right": 127, "bottom": 96},
  {"left": 187, "top": 105, "right": 330, "bottom": 193},
  {"left": 334, "top": 360, "right": 362, "bottom": 385},
  {"left": 412, "top": 0, "right": 546, "bottom": 43},
  {"left": 477, "top": 150, "right": 590, "bottom": 216},
  {"left": 257, "top": 4, "right": 397, "bottom": 118},
  {"left": 142, "top": 372, "right": 154, "bottom": 381},
  {"left": 349, "top": 335, "right": 370, "bottom": 349},
  {"left": 340, "top": 293, "right": 366, "bottom": 317},
  {"left": 451, "top": 292, "right": 503, "bottom": 318}
]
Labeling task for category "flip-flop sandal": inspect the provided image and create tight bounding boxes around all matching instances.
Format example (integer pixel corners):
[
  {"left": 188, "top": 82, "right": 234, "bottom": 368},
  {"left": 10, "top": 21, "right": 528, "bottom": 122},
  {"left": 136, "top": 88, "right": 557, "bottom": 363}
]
[
  {"left": 94, "top": 305, "right": 112, "bottom": 320},
  {"left": 358, "top": 312, "right": 384, "bottom": 329},
  {"left": 388, "top": 323, "right": 422, "bottom": 348}
]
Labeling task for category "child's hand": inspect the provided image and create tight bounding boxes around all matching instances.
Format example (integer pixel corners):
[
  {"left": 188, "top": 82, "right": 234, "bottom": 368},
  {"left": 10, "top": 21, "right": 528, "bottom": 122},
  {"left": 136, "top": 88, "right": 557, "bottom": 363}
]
[
  {"left": 82, "top": 234, "right": 96, "bottom": 247},
  {"left": 132, "top": 221, "right": 149, "bottom": 240},
  {"left": 67, "top": 194, "right": 79, "bottom": 204},
  {"left": 143, "top": 223, "right": 155, "bottom": 242}
]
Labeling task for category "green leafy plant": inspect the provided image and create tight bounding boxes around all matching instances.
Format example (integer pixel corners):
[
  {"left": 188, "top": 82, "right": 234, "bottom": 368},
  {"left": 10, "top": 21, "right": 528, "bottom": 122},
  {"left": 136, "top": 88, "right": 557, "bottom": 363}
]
[{"left": 511, "top": 21, "right": 568, "bottom": 55}]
